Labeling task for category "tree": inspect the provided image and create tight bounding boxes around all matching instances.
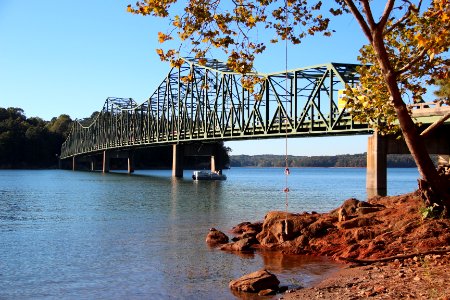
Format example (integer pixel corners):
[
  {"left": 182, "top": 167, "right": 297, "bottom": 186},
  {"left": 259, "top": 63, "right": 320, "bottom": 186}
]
[
  {"left": 0, "top": 107, "right": 74, "bottom": 168},
  {"left": 47, "top": 114, "right": 73, "bottom": 138},
  {"left": 434, "top": 79, "right": 450, "bottom": 102},
  {"left": 128, "top": 0, "right": 450, "bottom": 215}
]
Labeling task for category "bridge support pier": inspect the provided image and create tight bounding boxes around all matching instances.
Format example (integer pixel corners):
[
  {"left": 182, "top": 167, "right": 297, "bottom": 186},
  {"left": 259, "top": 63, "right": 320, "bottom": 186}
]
[
  {"left": 366, "top": 131, "right": 387, "bottom": 198},
  {"left": 103, "top": 150, "right": 110, "bottom": 173},
  {"left": 90, "top": 157, "right": 96, "bottom": 172},
  {"left": 172, "top": 144, "right": 184, "bottom": 178},
  {"left": 211, "top": 155, "right": 216, "bottom": 172},
  {"left": 72, "top": 156, "right": 77, "bottom": 171},
  {"left": 128, "top": 152, "right": 135, "bottom": 173}
]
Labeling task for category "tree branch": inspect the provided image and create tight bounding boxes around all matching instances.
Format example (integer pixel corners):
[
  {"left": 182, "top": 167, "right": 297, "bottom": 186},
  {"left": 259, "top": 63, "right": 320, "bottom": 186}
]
[
  {"left": 343, "top": 0, "right": 373, "bottom": 42},
  {"left": 420, "top": 112, "right": 450, "bottom": 138},
  {"left": 395, "top": 48, "right": 427, "bottom": 75},
  {"left": 361, "top": 0, "right": 376, "bottom": 30},
  {"left": 379, "top": 0, "right": 395, "bottom": 29},
  {"left": 384, "top": 4, "right": 414, "bottom": 36}
]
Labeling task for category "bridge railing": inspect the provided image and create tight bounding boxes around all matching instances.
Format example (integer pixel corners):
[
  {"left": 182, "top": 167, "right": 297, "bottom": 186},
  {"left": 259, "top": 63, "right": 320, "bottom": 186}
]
[{"left": 410, "top": 100, "right": 450, "bottom": 117}]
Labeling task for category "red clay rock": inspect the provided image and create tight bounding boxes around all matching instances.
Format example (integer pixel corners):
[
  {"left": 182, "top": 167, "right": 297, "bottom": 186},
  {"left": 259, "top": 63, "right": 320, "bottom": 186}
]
[
  {"left": 242, "top": 192, "right": 450, "bottom": 260},
  {"left": 338, "top": 216, "right": 382, "bottom": 229},
  {"left": 231, "top": 221, "right": 262, "bottom": 235},
  {"left": 220, "top": 237, "right": 253, "bottom": 252},
  {"left": 256, "top": 211, "right": 318, "bottom": 247},
  {"left": 338, "top": 198, "right": 361, "bottom": 215},
  {"left": 231, "top": 231, "right": 258, "bottom": 243},
  {"left": 304, "top": 219, "right": 335, "bottom": 238},
  {"left": 205, "top": 228, "right": 229, "bottom": 246},
  {"left": 356, "top": 206, "right": 383, "bottom": 215},
  {"left": 229, "top": 269, "right": 280, "bottom": 293}
]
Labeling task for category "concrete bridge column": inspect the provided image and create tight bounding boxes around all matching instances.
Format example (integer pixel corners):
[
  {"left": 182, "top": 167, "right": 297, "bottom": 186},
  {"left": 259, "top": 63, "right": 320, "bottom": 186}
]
[
  {"left": 211, "top": 155, "right": 216, "bottom": 172},
  {"left": 127, "top": 152, "right": 135, "bottom": 174},
  {"left": 103, "top": 150, "right": 110, "bottom": 173},
  {"left": 366, "top": 131, "right": 387, "bottom": 197},
  {"left": 72, "top": 156, "right": 77, "bottom": 171},
  {"left": 90, "top": 157, "right": 96, "bottom": 172},
  {"left": 172, "top": 144, "right": 184, "bottom": 178}
]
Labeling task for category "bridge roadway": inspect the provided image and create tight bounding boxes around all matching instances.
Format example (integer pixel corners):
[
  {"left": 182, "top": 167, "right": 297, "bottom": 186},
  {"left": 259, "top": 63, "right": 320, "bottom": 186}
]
[{"left": 60, "top": 58, "right": 450, "bottom": 195}]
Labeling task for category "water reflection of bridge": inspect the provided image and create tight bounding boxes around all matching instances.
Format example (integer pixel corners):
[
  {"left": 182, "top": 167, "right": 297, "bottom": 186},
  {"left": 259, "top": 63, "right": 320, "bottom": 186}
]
[{"left": 60, "top": 58, "right": 450, "bottom": 196}]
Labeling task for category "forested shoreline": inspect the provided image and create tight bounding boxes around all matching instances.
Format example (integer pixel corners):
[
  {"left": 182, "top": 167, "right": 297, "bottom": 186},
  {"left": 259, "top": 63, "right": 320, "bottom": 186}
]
[
  {"left": 0, "top": 107, "right": 72, "bottom": 168},
  {"left": 230, "top": 154, "right": 421, "bottom": 168}
]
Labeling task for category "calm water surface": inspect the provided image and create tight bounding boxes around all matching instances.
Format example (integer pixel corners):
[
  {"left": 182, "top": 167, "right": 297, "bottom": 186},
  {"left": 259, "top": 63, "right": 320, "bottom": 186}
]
[{"left": 0, "top": 168, "right": 419, "bottom": 299}]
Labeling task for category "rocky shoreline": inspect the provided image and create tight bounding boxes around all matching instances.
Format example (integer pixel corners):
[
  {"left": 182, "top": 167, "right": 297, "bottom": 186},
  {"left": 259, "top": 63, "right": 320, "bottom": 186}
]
[{"left": 207, "top": 192, "right": 450, "bottom": 298}]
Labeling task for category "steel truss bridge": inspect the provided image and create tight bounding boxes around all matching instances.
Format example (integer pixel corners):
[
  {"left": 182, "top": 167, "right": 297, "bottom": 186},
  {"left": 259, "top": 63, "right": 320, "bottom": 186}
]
[{"left": 61, "top": 58, "right": 373, "bottom": 159}]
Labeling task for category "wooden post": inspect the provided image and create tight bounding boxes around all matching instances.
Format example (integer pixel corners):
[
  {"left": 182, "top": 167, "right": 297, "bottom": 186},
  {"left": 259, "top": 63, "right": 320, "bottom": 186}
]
[
  {"left": 366, "top": 131, "right": 387, "bottom": 197},
  {"left": 172, "top": 144, "right": 184, "bottom": 177}
]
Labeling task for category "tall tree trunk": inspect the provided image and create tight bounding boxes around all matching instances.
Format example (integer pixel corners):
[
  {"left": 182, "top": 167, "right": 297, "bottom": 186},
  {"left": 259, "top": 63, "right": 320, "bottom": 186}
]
[{"left": 371, "top": 32, "right": 449, "bottom": 215}]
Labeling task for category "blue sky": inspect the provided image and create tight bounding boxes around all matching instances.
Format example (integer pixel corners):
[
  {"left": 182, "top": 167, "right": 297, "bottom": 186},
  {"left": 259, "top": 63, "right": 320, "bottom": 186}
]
[{"left": 0, "top": 0, "right": 374, "bottom": 156}]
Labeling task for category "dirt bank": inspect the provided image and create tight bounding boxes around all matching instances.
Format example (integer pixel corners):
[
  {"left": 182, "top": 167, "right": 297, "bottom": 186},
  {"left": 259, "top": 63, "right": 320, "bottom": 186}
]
[
  {"left": 282, "top": 253, "right": 450, "bottom": 299},
  {"left": 251, "top": 192, "right": 449, "bottom": 260}
]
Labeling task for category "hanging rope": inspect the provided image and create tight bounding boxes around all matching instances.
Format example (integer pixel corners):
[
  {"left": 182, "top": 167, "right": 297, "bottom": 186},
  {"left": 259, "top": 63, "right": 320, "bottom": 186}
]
[{"left": 283, "top": 0, "right": 290, "bottom": 236}]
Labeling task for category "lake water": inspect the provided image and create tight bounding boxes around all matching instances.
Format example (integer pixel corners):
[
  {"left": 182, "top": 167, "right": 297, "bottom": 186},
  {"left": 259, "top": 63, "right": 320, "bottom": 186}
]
[{"left": 0, "top": 168, "right": 419, "bottom": 299}]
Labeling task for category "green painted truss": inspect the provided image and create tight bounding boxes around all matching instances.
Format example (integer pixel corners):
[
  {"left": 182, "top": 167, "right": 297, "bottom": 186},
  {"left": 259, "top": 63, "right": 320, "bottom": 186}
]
[{"left": 60, "top": 58, "right": 371, "bottom": 159}]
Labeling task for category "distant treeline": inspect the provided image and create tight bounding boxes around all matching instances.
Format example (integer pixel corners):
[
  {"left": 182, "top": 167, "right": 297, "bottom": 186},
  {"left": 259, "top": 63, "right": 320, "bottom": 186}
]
[
  {"left": 0, "top": 107, "right": 230, "bottom": 169},
  {"left": 230, "top": 154, "right": 422, "bottom": 168},
  {"left": 0, "top": 107, "right": 72, "bottom": 168}
]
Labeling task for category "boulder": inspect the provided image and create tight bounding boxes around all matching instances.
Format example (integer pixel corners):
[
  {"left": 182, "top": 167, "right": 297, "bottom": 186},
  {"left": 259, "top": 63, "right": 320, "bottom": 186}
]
[
  {"left": 229, "top": 269, "right": 280, "bottom": 293},
  {"left": 206, "top": 228, "right": 229, "bottom": 246},
  {"left": 304, "top": 219, "right": 335, "bottom": 238},
  {"left": 231, "top": 221, "right": 262, "bottom": 235},
  {"left": 332, "top": 198, "right": 384, "bottom": 219},
  {"left": 231, "top": 231, "right": 258, "bottom": 243},
  {"left": 356, "top": 206, "right": 383, "bottom": 215},
  {"left": 220, "top": 237, "right": 253, "bottom": 252},
  {"left": 257, "top": 211, "right": 318, "bottom": 246},
  {"left": 335, "top": 198, "right": 361, "bottom": 216}
]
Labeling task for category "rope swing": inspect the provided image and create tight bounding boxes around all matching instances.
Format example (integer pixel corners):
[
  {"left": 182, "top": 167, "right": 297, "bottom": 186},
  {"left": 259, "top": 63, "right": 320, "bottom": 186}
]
[{"left": 283, "top": 0, "right": 290, "bottom": 236}]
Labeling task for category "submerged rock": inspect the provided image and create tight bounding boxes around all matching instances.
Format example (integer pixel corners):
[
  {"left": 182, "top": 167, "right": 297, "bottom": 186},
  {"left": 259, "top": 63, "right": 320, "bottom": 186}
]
[
  {"left": 258, "top": 289, "right": 277, "bottom": 296},
  {"left": 229, "top": 269, "right": 280, "bottom": 293},
  {"left": 205, "top": 228, "right": 229, "bottom": 246}
]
